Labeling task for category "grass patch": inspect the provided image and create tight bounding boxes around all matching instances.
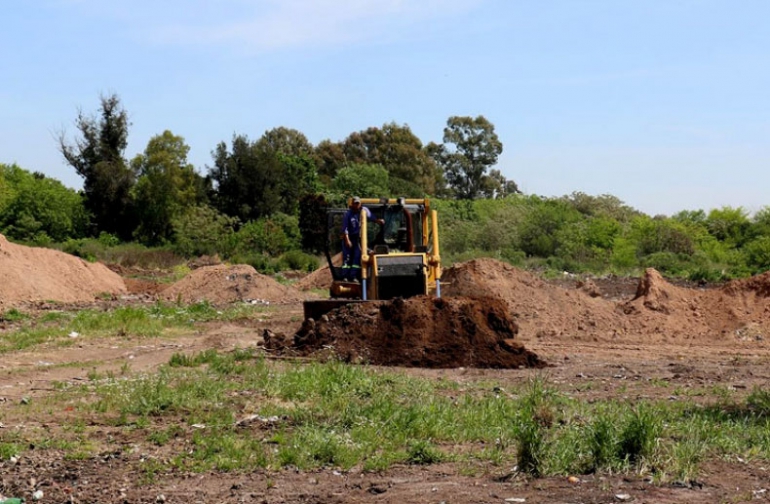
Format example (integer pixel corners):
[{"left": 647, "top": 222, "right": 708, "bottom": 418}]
[
  {"left": 9, "top": 350, "right": 770, "bottom": 481},
  {"left": 0, "top": 302, "right": 272, "bottom": 353}
]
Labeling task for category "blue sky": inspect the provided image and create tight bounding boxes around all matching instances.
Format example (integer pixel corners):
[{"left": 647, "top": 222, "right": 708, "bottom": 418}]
[{"left": 2, "top": 0, "right": 768, "bottom": 216}]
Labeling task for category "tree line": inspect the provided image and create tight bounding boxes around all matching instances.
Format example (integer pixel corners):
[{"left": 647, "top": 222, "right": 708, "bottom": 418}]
[
  {"left": 50, "top": 93, "right": 512, "bottom": 245},
  {"left": 2, "top": 92, "right": 770, "bottom": 280}
]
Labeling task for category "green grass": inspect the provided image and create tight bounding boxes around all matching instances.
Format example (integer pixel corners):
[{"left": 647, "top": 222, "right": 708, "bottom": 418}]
[
  {"left": 7, "top": 349, "right": 770, "bottom": 482},
  {"left": 0, "top": 301, "right": 272, "bottom": 353}
]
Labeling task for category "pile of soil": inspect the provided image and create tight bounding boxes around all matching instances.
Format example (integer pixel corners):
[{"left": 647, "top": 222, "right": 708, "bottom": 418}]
[
  {"left": 0, "top": 234, "right": 126, "bottom": 307},
  {"left": 265, "top": 296, "right": 547, "bottom": 369},
  {"left": 293, "top": 253, "right": 341, "bottom": 292},
  {"left": 442, "top": 259, "right": 770, "bottom": 344},
  {"left": 620, "top": 268, "right": 770, "bottom": 341},
  {"left": 442, "top": 258, "right": 624, "bottom": 341},
  {"left": 162, "top": 264, "right": 306, "bottom": 305}
]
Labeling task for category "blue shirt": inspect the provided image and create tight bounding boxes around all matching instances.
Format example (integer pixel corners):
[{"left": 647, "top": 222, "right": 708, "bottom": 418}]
[{"left": 342, "top": 206, "right": 372, "bottom": 236}]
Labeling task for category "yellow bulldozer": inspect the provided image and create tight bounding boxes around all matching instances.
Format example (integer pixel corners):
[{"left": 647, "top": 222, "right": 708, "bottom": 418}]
[{"left": 303, "top": 197, "right": 442, "bottom": 320}]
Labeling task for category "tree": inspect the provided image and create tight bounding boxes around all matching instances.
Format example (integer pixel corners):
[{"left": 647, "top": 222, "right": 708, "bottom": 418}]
[
  {"left": 330, "top": 163, "right": 391, "bottom": 198},
  {"left": 276, "top": 153, "right": 320, "bottom": 216},
  {"left": 171, "top": 205, "right": 239, "bottom": 257},
  {"left": 131, "top": 131, "right": 207, "bottom": 244},
  {"left": 706, "top": 206, "right": 752, "bottom": 247},
  {"left": 480, "top": 169, "right": 520, "bottom": 199},
  {"left": 314, "top": 139, "right": 346, "bottom": 185},
  {"left": 0, "top": 164, "right": 87, "bottom": 242},
  {"left": 432, "top": 115, "right": 504, "bottom": 200},
  {"left": 58, "top": 93, "right": 135, "bottom": 239},
  {"left": 208, "top": 128, "right": 318, "bottom": 222},
  {"left": 257, "top": 126, "right": 315, "bottom": 157},
  {"left": 341, "top": 123, "right": 442, "bottom": 196},
  {"left": 209, "top": 134, "right": 278, "bottom": 222}
]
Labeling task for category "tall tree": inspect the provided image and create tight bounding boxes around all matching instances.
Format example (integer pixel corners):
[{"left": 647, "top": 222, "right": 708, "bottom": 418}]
[
  {"left": 341, "top": 123, "right": 441, "bottom": 196},
  {"left": 256, "top": 126, "right": 314, "bottom": 157},
  {"left": 209, "top": 134, "right": 277, "bottom": 222},
  {"left": 314, "top": 139, "right": 346, "bottom": 185},
  {"left": 209, "top": 128, "right": 320, "bottom": 222},
  {"left": 432, "top": 115, "right": 504, "bottom": 200},
  {"left": 58, "top": 93, "right": 136, "bottom": 239},
  {"left": 131, "top": 131, "right": 207, "bottom": 244}
]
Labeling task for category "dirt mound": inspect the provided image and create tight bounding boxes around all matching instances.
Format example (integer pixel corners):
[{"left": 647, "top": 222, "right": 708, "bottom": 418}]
[
  {"left": 294, "top": 253, "right": 342, "bottom": 292},
  {"left": 162, "top": 264, "right": 306, "bottom": 305},
  {"left": 442, "top": 259, "right": 770, "bottom": 344},
  {"left": 442, "top": 258, "right": 625, "bottom": 341},
  {"left": 0, "top": 234, "right": 126, "bottom": 307},
  {"left": 265, "top": 296, "right": 546, "bottom": 368}
]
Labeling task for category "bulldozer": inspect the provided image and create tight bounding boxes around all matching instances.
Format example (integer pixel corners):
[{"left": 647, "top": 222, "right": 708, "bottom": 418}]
[{"left": 302, "top": 197, "right": 442, "bottom": 320}]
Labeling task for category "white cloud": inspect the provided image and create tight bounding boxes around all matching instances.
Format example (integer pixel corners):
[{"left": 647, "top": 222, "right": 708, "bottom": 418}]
[{"left": 74, "top": 0, "right": 481, "bottom": 52}]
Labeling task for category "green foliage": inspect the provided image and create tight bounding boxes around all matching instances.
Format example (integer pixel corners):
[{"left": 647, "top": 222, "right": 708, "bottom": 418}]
[
  {"left": 743, "top": 236, "right": 770, "bottom": 273},
  {"left": 172, "top": 205, "right": 238, "bottom": 257},
  {"left": 706, "top": 206, "right": 752, "bottom": 247},
  {"left": 279, "top": 250, "right": 320, "bottom": 272},
  {"left": 298, "top": 194, "right": 331, "bottom": 254},
  {"left": 339, "top": 122, "right": 442, "bottom": 196},
  {"left": 58, "top": 93, "right": 136, "bottom": 239},
  {"left": 131, "top": 130, "right": 207, "bottom": 245},
  {"left": 209, "top": 129, "right": 318, "bottom": 223},
  {"left": 618, "top": 404, "right": 662, "bottom": 463},
  {"left": 432, "top": 115, "right": 505, "bottom": 200},
  {"left": 0, "top": 164, "right": 87, "bottom": 242},
  {"left": 588, "top": 412, "right": 620, "bottom": 471},
  {"left": 330, "top": 163, "right": 390, "bottom": 198},
  {"left": 518, "top": 197, "right": 581, "bottom": 258},
  {"left": 233, "top": 213, "right": 300, "bottom": 257}
]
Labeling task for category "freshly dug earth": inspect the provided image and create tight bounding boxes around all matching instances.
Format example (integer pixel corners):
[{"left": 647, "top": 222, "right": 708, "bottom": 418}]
[
  {"left": 443, "top": 258, "right": 770, "bottom": 344},
  {"left": 162, "top": 264, "right": 306, "bottom": 305},
  {"left": 265, "top": 296, "right": 547, "bottom": 368},
  {"left": 0, "top": 233, "right": 126, "bottom": 307},
  {"left": 442, "top": 258, "right": 626, "bottom": 342}
]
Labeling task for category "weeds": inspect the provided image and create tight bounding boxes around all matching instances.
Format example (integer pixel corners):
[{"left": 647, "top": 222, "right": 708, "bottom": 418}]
[
  {"left": 618, "top": 403, "right": 662, "bottom": 464},
  {"left": 7, "top": 347, "right": 770, "bottom": 481}
]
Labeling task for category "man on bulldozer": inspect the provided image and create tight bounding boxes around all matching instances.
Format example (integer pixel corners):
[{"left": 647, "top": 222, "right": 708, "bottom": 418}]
[{"left": 341, "top": 196, "right": 384, "bottom": 281}]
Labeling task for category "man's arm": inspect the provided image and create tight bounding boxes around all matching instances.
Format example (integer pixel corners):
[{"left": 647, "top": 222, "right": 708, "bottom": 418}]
[{"left": 365, "top": 207, "right": 384, "bottom": 225}]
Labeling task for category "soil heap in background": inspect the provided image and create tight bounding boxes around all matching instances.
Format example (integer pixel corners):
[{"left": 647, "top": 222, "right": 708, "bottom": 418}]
[
  {"left": 162, "top": 264, "right": 307, "bottom": 305},
  {"left": 265, "top": 296, "right": 546, "bottom": 369},
  {"left": 0, "top": 234, "right": 126, "bottom": 308},
  {"left": 442, "top": 258, "right": 625, "bottom": 341},
  {"left": 293, "top": 253, "right": 341, "bottom": 292},
  {"left": 441, "top": 259, "right": 770, "bottom": 344}
]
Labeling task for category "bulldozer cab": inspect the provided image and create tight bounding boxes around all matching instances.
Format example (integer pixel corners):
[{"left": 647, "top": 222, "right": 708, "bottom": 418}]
[{"left": 320, "top": 198, "right": 441, "bottom": 300}]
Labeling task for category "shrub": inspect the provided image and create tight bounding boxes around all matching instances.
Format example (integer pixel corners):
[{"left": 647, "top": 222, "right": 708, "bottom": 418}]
[
  {"left": 172, "top": 205, "right": 238, "bottom": 258},
  {"left": 280, "top": 250, "right": 320, "bottom": 272}
]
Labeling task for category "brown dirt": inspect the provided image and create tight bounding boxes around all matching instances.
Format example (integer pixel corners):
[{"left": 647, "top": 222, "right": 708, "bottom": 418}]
[
  {"left": 161, "top": 264, "right": 308, "bottom": 305},
  {"left": 442, "top": 258, "right": 770, "bottom": 345},
  {"left": 0, "top": 234, "right": 126, "bottom": 308},
  {"left": 8, "top": 249, "right": 770, "bottom": 501},
  {"left": 266, "top": 296, "right": 547, "bottom": 369},
  {"left": 293, "top": 252, "right": 342, "bottom": 291}
]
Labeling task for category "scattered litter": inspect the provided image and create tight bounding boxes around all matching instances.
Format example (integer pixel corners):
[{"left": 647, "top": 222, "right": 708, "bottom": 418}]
[
  {"left": 32, "top": 490, "right": 44, "bottom": 501},
  {"left": 567, "top": 476, "right": 580, "bottom": 484},
  {"left": 505, "top": 499, "right": 526, "bottom": 503},
  {"left": 191, "top": 424, "right": 206, "bottom": 429},
  {"left": 68, "top": 331, "right": 79, "bottom": 338},
  {"left": 615, "top": 494, "right": 632, "bottom": 501}
]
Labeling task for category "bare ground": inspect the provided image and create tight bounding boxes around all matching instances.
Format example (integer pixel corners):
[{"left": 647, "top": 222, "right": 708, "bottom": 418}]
[{"left": 3, "top": 243, "right": 770, "bottom": 502}]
